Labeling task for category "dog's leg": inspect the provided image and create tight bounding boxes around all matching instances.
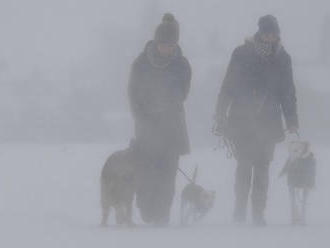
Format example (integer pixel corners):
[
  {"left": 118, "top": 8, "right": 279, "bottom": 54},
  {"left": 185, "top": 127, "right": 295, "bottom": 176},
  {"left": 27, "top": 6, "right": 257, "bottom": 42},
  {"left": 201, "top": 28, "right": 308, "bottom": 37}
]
[
  {"left": 181, "top": 200, "right": 191, "bottom": 226},
  {"left": 196, "top": 212, "right": 206, "bottom": 223},
  {"left": 289, "top": 187, "right": 298, "bottom": 225},
  {"left": 296, "top": 189, "right": 302, "bottom": 225},
  {"left": 125, "top": 196, "right": 136, "bottom": 227},
  {"left": 100, "top": 181, "right": 111, "bottom": 227},
  {"left": 101, "top": 206, "right": 111, "bottom": 227},
  {"left": 192, "top": 207, "right": 197, "bottom": 223},
  {"left": 115, "top": 204, "right": 126, "bottom": 226},
  {"left": 301, "top": 189, "right": 309, "bottom": 225},
  {"left": 186, "top": 204, "right": 195, "bottom": 225},
  {"left": 180, "top": 200, "right": 185, "bottom": 226},
  {"left": 186, "top": 204, "right": 193, "bottom": 225},
  {"left": 193, "top": 207, "right": 200, "bottom": 223}
]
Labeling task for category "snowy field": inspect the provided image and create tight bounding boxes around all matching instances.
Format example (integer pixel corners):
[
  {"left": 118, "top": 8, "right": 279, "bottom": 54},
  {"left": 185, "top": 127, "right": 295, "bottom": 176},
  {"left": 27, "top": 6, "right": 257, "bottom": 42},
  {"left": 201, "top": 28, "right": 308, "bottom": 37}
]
[{"left": 0, "top": 143, "right": 329, "bottom": 248}]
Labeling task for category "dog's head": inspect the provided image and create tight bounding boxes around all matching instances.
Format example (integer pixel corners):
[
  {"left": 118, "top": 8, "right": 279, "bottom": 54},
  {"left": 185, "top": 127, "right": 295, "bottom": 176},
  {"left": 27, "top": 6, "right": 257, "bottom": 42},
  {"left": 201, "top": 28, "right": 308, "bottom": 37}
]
[
  {"left": 199, "top": 189, "right": 216, "bottom": 213},
  {"left": 289, "top": 141, "right": 310, "bottom": 160}
]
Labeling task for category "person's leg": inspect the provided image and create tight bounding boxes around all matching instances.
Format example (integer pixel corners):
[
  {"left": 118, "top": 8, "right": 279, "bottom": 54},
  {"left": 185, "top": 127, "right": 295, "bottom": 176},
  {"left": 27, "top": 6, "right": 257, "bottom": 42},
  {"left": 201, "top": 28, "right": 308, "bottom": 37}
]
[
  {"left": 251, "top": 142, "right": 275, "bottom": 226},
  {"left": 152, "top": 155, "right": 179, "bottom": 225},
  {"left": 135, "top": 156, "right": 157, "bottom": 224},
  {"left": 232, "top": 137, "right": 255, "bottom": 223},
  {"left": 289, "top": 187, "right": 299, "bottom": 225},
  {"left": 251, "top": 163, "right": 270, "bottom": 226},
  {"left": 234, "top": 161, "right": 253, "bottom": 222}
]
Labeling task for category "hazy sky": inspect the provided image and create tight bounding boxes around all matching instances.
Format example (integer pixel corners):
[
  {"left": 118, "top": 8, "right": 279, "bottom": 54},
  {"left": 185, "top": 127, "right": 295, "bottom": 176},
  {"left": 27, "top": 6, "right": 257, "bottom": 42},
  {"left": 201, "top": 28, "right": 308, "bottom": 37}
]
[
  {"left": 0, "top": 0, "right": 329, "bottom": 78},
  {"left": 0, "top": 0, "right": 329, "bottom": 142}
]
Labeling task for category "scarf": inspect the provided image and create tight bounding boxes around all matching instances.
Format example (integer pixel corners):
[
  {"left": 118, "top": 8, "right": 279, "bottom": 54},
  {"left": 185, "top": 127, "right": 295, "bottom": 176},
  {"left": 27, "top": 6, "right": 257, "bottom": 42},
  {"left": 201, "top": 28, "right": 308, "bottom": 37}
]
[
  {"left": 146, "top": 41, "right": 178, "bottom": 69},
  {"left": 252, "top": 36, "right": 282, "bottom": 61}
]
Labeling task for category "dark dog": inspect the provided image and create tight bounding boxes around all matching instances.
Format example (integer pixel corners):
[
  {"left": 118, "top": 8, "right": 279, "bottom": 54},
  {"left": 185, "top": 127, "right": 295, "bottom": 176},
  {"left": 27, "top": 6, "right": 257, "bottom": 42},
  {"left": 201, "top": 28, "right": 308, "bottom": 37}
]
[
  {"left": 100, "top": 140, "right": 137, "bottom": 227},
  {"left": 280, "top": 141, "right": 316, "bottom": 225},
  {"left": 180, "top": 168, "right": 216, "bottom": 225}
]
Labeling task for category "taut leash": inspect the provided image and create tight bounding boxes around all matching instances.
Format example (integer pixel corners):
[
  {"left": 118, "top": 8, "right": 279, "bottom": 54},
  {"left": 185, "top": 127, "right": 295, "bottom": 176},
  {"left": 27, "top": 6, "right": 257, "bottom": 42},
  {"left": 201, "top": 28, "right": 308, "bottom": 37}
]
[{"left": 177, "top": 167, "right": 194, "bottom": 184}]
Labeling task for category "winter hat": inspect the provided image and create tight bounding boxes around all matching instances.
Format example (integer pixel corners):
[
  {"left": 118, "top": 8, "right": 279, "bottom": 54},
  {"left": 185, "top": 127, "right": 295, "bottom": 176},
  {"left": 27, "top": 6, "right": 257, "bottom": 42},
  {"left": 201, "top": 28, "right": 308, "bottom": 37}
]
[
  {"left": 154, "top": 13, "right": 180, "bottom": 44},
  {"left": 258, "top": 15, "right": 280, "bottom": 35}
]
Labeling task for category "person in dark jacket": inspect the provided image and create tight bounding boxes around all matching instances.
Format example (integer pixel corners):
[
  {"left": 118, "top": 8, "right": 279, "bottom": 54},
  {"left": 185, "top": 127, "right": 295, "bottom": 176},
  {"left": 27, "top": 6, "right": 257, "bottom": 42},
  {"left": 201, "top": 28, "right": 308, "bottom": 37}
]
[
  {"left": 214, "top": 15, "right": 299, "bottom": 226},
  {"left": 128, "top": 13, "right": 191, "bottom": 225}
]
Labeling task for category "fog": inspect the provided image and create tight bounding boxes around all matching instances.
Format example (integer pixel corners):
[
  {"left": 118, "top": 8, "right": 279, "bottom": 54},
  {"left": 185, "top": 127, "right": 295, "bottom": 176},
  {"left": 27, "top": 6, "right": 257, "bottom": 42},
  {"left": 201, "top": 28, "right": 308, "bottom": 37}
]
[
  {"left": 1, "top": 0, "right": 330, "bottom": 247},
  {"left": 0, "top": 0, "right": 328, "bottom": 143}
]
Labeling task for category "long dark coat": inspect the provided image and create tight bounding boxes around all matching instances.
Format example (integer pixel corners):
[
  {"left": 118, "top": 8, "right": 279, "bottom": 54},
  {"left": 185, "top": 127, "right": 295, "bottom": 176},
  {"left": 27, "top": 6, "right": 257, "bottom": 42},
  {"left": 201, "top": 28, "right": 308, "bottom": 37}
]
[
  {"left": 129, "top": 41, "right": 191, "bottom": 157},
  {"left": 216, "top": 38, "right": 298, "bottom": 144}
]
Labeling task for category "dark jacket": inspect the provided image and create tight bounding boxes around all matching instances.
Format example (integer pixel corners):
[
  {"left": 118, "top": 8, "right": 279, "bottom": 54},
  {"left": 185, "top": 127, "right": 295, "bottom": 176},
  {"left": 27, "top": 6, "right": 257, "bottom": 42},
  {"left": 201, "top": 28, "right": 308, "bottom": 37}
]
[
  {"left": 129, "top": 41, "right": 191, "bottom": 156},
  {"left": 216, "top": 38, "right": 298, "bottom": 143}
]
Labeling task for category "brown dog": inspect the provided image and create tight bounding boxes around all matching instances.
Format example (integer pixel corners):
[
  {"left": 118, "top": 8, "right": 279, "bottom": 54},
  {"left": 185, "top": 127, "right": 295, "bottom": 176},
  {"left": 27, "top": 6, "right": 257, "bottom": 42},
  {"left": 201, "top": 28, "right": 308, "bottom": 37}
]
[{"left": 100, "top": 141, "right": 137, "bottom": 227}]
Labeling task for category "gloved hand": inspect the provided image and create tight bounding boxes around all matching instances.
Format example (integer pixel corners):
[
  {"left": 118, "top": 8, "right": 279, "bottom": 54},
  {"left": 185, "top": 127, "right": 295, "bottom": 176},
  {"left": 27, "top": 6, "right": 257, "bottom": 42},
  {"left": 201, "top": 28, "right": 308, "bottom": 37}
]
[
  {"left": 286, "top": 127, "right": 300, "bottom": 143},
  {"left": 212, "top": 115, "right": 226, "bottom": 136},
  {"left": 288, "top": 126, "right": 299, "bottom": 135}
]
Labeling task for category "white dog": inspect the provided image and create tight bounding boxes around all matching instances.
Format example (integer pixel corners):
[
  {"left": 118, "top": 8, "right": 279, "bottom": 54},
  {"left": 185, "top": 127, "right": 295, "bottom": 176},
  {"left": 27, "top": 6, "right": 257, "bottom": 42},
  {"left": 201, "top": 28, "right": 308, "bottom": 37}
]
[{"left": 279, "top": 141, "right": 316, "bottom": 225}]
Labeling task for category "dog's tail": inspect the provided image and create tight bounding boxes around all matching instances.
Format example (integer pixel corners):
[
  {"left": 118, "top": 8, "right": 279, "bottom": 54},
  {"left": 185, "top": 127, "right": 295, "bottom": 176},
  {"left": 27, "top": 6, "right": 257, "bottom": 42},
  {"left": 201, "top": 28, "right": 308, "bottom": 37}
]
[{"left": 192, "top": 167, "right": 198, "bottom": 183}]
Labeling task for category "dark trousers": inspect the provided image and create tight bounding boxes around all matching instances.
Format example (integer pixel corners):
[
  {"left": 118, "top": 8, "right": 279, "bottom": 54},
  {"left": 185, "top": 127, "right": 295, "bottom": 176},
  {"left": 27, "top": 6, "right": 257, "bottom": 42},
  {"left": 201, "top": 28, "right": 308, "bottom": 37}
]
[
  {"left": 136, "top": 153, "right": 179, "bottom": 225},
  {"left": 233, "top": 136, "right": 275, "bottom": 221},
  {"left": 234, "top": 162, "right": 270, "bottom": 220}
]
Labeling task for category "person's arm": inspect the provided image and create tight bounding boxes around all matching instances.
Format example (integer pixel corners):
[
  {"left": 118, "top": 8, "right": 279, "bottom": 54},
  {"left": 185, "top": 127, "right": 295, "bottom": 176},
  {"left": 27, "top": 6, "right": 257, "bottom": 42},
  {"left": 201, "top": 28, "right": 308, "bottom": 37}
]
[
  {"left": 180, "top": 57, "right": 192, "bottom": 102},
  {"left": 128, "top": 60, "right": 146, "bottom": 119},
  {"left": 169, "top": 56, "right": 192, "bottom": 103},
  {"left": 279, "top": 159, "right": 291, "bottom": 178},
  {"left": 280, "top": 54, "right": 299, "bottom": 133},
  {"left": 214, "top": 48, "right": 240, "bottom": 134}
]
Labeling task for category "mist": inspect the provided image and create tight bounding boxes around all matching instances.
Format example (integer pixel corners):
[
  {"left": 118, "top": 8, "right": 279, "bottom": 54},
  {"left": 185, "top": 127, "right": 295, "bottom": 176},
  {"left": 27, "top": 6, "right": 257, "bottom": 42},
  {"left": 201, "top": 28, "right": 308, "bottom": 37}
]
[{"left": 0, "top": 0, "right": 330, "bottom": 247}]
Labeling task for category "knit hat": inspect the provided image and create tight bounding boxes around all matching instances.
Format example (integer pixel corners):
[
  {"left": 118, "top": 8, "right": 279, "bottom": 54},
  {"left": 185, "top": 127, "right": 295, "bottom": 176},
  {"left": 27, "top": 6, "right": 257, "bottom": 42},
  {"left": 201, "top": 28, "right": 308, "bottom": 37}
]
[
  {"left": 154, "top": 13, "right": 180, "bottom": 44},
  {"left": 258, "top": 15, "right": 280, "bottom": 35}
]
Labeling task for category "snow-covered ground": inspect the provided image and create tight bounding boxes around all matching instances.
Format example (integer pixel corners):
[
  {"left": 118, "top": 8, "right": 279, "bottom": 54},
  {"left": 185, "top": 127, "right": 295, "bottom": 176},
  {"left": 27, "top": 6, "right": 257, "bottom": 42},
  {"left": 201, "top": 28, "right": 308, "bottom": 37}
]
[{"left": 0, "top": 143, "right": 329, "bottom": 248}]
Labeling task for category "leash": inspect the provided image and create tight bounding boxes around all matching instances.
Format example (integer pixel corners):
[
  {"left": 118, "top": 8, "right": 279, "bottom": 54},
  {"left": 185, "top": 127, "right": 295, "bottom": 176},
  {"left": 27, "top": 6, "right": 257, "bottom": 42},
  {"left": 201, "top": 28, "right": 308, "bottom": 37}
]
[
  {"left": 177, "top": 167, "right": 194, "bottom": 184},
  {"left": 212, "top": 121, "right": 236, "bottom": 159}
]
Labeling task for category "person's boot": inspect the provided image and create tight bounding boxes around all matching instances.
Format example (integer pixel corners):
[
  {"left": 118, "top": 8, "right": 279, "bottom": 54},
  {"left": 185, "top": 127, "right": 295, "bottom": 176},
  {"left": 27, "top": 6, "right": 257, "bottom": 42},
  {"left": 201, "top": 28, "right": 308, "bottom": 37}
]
[
  {"left": 153, "top": 215, "right": 170, "bottom": 228},
  {"left": 234, "top": 163, "right": 252, "bottom": 224},
  {"left": 252, "top": 212, "right": 267, "bottom": 227},
  {"left": 233, "top": 207, "right": 247, "bottom": 224}
]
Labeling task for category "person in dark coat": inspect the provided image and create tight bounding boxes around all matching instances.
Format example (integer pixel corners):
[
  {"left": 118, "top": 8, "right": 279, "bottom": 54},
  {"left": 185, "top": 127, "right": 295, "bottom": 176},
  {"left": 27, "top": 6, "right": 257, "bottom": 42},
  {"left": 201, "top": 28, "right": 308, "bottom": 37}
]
[
  {"left": 128, "top": 13, "right": 191, "bottom": 225},
  {"left": 214, "top": 15, "right": 299, "bottom": 226}
]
